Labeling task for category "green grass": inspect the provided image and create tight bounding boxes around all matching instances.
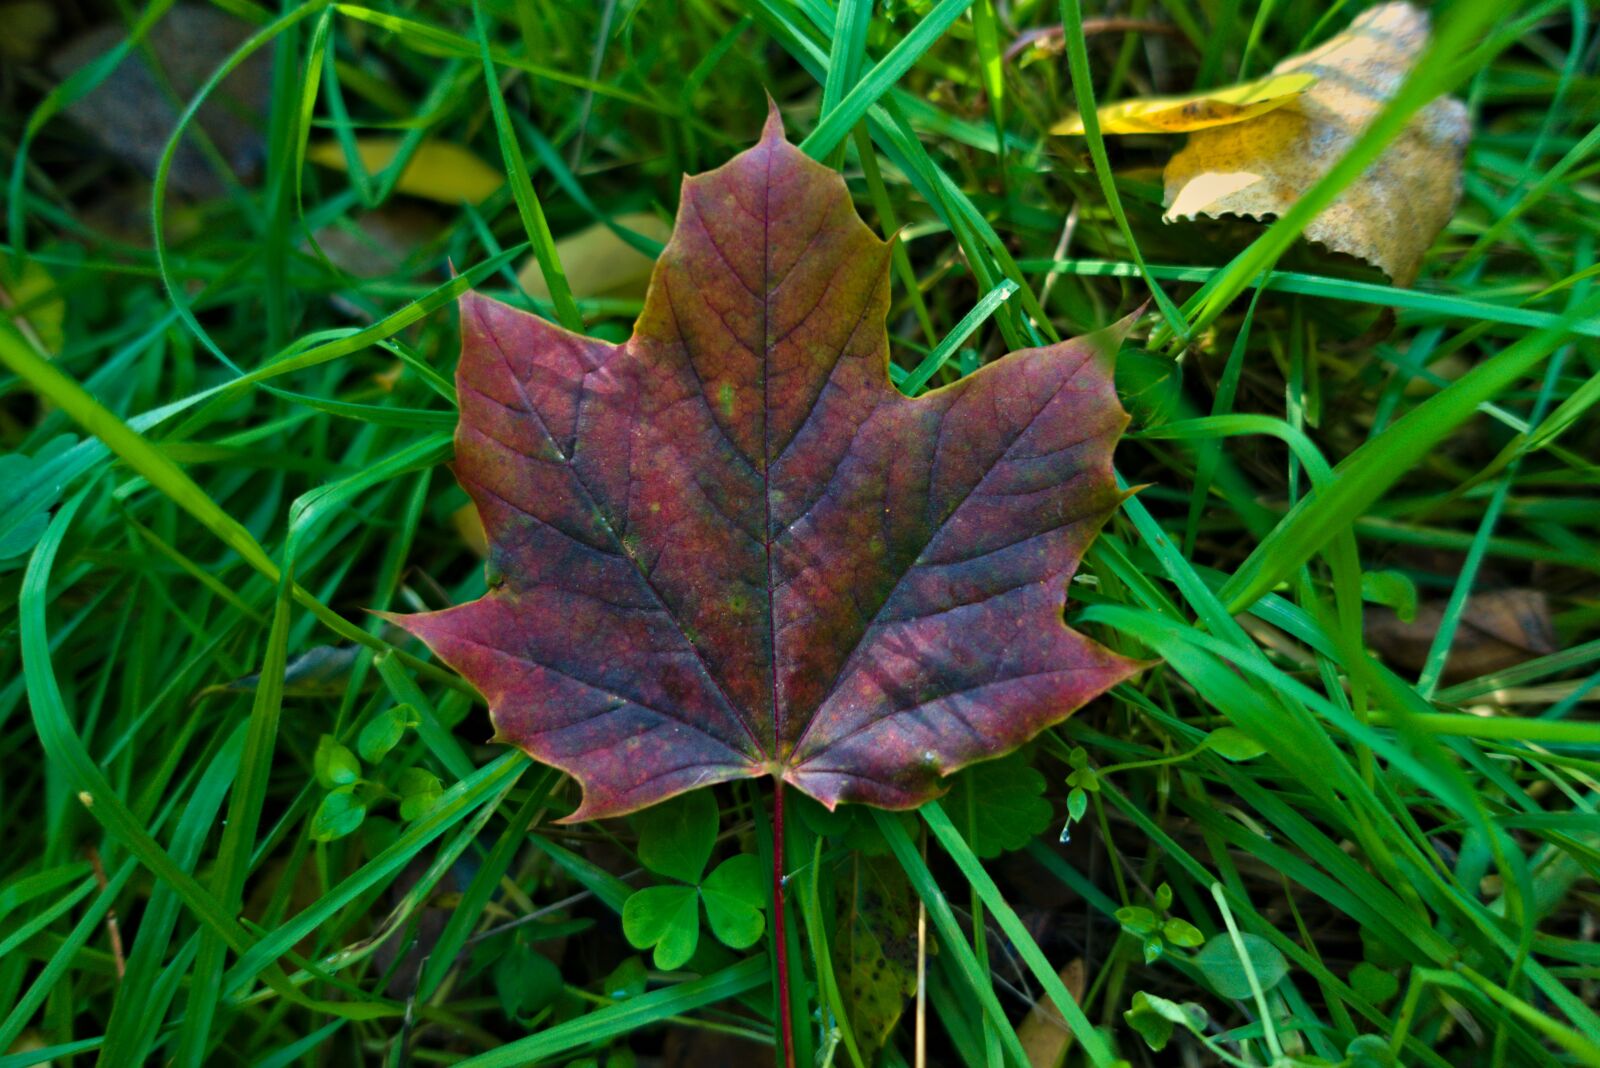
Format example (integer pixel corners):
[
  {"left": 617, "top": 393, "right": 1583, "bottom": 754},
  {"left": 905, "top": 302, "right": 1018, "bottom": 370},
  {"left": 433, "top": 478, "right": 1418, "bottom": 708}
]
[{"left": 3, "top": 1, "right": 1599, "bottom": 1065}]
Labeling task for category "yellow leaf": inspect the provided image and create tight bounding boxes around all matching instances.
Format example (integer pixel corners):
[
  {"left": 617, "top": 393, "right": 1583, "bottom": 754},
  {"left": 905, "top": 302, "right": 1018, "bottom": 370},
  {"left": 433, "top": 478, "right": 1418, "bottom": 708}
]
[
  {"left": 1163, "top": 2, "right": 1469, "bottom": 285},
  {"left": 0, "top": 258, "right": 65, "bottom": 355},
  {"left": 452, "top": 503, "right": 488, "bottom": 558},
  {"left": 1051, "top": 71, "right": 1316, "bottom": 135},
  {"left": 306, "top": 139, "right": 504, "bottom": 204},
  {"left": 517, "top": 213, "right": 671, "bottom": 301},
  {"left": 0, "top": 1, "right": 56, "bottom": 62}
]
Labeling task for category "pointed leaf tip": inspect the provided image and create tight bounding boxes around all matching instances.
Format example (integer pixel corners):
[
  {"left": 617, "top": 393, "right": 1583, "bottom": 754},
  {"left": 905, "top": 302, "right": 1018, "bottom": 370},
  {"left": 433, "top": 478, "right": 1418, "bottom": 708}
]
[{"left": 761, "top": 95, "right": 784, "bottom": 143}]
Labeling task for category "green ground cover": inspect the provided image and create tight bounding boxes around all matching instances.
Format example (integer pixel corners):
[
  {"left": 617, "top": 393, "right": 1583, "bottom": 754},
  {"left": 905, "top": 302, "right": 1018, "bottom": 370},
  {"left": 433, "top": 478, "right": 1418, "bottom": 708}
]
[{"left": 1, "top": 1, "right": 1597, "bottom": 1065}]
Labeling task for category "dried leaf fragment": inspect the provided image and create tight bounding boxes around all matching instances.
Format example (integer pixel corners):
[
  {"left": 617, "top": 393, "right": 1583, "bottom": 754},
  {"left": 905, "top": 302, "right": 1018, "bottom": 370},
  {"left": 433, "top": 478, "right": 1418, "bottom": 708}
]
[
  {"left": 391, "top": 109, "right": 1142, "bottom": 821},
  {"left": 1052, "top": 71, "right": 1315, "bottom": 135},
  {"left": 1163, "top": 2, "right": 1470, "bottom": 284},
  {"left": 1365, "top": 589, "right": 1557, "bottom": 683}
]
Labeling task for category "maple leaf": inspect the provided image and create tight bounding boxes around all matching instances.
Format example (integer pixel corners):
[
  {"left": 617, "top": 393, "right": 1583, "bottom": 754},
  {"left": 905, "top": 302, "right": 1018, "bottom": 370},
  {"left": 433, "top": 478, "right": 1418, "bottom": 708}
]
[{"left": 391, "top": 109, "right": 1142, "bottom": 822}]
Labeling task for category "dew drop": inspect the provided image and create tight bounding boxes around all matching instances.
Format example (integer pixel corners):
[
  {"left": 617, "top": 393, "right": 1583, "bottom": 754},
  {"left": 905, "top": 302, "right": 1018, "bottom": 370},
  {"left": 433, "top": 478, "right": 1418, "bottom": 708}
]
[{"left": 1058, "top": 825, "right": 1072, "bottom": 844}]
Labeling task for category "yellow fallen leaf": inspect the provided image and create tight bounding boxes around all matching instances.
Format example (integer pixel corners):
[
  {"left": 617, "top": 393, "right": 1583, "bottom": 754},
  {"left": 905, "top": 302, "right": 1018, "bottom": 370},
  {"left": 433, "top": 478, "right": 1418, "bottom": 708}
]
[
  {"left": 517, "top": 212, "right": 671, "bottom": 301},
  {"left": 1163, "top": 2, "right": 1470, "bottom": 285},
  {"left": 306, "top": 139, "right": 503, "bottom": 204},
  {"left": 0, "top": 1, "right": 55, "bottom": 62},
  {"left": 1052, "top": 71, "right": 1316, "bottom": 135},
  {"left": 0, "top": 258, "right": 65, "bottom": 355},
  {"left": 452, "top": 503, "right": 488, "bottom": 558}
]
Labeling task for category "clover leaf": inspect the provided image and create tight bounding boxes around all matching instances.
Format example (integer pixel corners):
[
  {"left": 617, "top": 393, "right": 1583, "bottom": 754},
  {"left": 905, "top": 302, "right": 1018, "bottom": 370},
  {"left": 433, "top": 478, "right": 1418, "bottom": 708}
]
[{"left": 620, "top": 790, "right": 766, "bottom": 970}]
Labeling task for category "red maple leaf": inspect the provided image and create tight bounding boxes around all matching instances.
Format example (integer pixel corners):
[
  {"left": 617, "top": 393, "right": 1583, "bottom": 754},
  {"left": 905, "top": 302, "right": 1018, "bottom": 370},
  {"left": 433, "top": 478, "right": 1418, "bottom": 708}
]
[{"left": 393, "top": 111, "right": 1143, "bottom": 822}]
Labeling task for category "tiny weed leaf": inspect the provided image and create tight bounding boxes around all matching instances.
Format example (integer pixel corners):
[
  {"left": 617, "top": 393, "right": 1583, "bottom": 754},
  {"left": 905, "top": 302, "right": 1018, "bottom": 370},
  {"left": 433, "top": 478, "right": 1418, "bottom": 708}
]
[
  {"left": 943, "top": 750, "right": 1053, "bottom": 858},
  {"left": 1067, "top": 785, "right": 1088, "bottom": 823},
  {"left": 621, "top": 885, "right": 700, "bottom": 970},
  {"left": 358, "top": 705, "right": 413, "bottom": 763},
  {"left": 389, "top": 108, "right": 1141, "bottom": 821},
  {"left": 1361, "top": 570, "right": 1418, "bottom": 622},
  {"left": 1125, "top": 995, "right": 1173, "bottom": 1051},
  {"left": 0, "top": 434, "right": 74, "bottom": 569},
  {"left": 1344, "top": 1034, "right": 1397, "bottom": 1068},
  {"left": 314, "top": 734, "right": 360, "bottom": 788},
  {"left": 793, "top": 791, "right": 854, "bottom": 838},
  {"left": 1163, "top": 917, "right": 1206, "bottom": 948},
  {"left": 396, "top": 767, "right": 443, "bottom": 820},
  {"left": 700, "top": 854, "right": 766, "bottom": 949},
  {"left": 311, "top": 785, "right": 366, "bottom": 841},
  {"left": 1193, "top": 932, "right": 1290, "bottom": 999},
  {"left": 634, "top": 788, "right": 718, "bottom": 884},
  {"left": 1350, "top": 961, "right": 1400, "bottom": 1005},
  {"left": 1125, "top": 991, "right": 1206, "bottom": 1051},
  {"left": 601, "top": 956, "right": 649, "bottom": 1000},
  {"left": 493, "top": 940, "right": 563, "bottom": 1021},
  {"left": 1116, "top": 906, "right": 1159, "bottom": 936},
  {"left": 1361, "top": 925, "right": 1410, "bottom": 971}
]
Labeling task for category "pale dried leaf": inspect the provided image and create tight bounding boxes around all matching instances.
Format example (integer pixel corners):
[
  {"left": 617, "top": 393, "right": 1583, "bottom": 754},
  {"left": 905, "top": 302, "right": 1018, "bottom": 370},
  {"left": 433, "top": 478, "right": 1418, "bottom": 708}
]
[
  {"left": 1365, "top": 589, "right": 1557, "bottom": 682},
  {"left": 516, "top": 212, "right": 671, "bottom": 300},
  {"left": 1163, "top": 2, "right": 1469, "bottom": 285},
  {"left": 1018, "top": 958, "right": 1087, "bottom": 1068}
]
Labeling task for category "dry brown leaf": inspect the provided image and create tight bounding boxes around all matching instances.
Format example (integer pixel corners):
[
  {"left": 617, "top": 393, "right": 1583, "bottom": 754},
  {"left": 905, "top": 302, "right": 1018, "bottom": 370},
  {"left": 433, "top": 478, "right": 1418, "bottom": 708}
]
[
  {"left": 1163, "top": 2, "right": 1469, "bottom": 285},
  {"left": 1018, "top": 958, "right": 1088, "bottom": 1068},
  {"left": 1365, "top": 589, "right": 1557, "bottom": 683}
]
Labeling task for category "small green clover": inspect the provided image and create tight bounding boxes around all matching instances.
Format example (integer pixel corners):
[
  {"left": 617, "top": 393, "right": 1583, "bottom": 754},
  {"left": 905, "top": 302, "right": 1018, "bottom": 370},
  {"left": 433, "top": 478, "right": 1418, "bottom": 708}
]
[
  {"left": 493, "top": 937, "right": 564, "bottom": 1023},
  {"left": 1115, "top": 883, "right": 1207, "bottom": 963},
  {"left": 311, "top": 736, "right": 366, "bottom": 841},
  {"left": 1061, "top": 746, "right": 1100, "bottom": 840},
  {"left": 310, "top": 716, "right": 441, "bottom": 842},
  {"left": 1125, "top": 990, "right": 1207, "bottom": 1053},
  {"left": 0, "top": 435, "right": 74, "bottom": 571},
  {"left": 314, "top": 734, "right": 360, "bottom": 788},
  {"left": 359, "top": 703, "right": 418, "bottom": 762},
  {"left": 397, "top": 767, "right": 443, "bottom": 820},
  {"left": 620, "top": 791, "right": 767, "bottom": 970},
  {"left": 311, "top": 784, "right": 366, "bottom": 841},
  {"left": 699, "top": 854, "right": 766, "bottom": 947}
]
